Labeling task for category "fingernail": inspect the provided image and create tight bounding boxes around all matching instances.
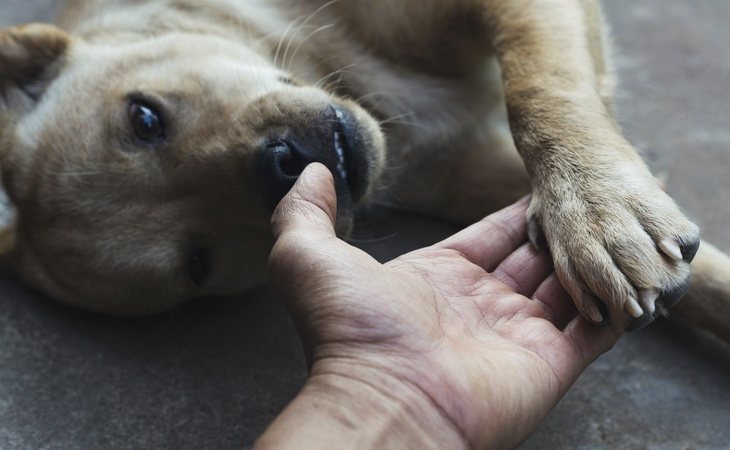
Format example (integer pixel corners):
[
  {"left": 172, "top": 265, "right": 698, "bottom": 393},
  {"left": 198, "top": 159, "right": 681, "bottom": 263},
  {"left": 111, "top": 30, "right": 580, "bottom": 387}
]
[{"left": 659, "top": 239, "right": 683, "bottom": 262}]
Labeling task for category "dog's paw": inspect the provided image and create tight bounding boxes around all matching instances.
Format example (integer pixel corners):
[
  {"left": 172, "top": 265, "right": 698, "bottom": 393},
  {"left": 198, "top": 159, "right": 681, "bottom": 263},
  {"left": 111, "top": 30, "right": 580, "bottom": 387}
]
[{"left": 529, "top": 164, "right": 700, "bottom": 331}]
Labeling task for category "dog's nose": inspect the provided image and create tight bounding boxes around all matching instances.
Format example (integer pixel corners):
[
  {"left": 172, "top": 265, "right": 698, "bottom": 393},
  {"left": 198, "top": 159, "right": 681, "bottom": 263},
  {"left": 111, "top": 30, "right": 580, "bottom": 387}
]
[
  {"left": 257, "top": 105, "right": 357, "bottom": 208},
  {"left": 258, "top": 139, "right": 309, "bottom": 206}
]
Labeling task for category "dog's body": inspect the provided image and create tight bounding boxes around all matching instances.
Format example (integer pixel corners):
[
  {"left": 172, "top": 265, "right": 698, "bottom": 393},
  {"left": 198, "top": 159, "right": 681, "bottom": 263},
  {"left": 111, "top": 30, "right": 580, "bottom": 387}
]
[{"left": 0, "top": 0, "right": 729, "bottom": 338}]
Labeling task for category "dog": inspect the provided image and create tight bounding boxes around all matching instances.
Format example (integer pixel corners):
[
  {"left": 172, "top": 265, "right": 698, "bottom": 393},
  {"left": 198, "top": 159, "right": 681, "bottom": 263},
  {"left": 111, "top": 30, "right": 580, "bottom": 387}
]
[{"left": 0, "top": 0, "right": 728, "bottom": 339}]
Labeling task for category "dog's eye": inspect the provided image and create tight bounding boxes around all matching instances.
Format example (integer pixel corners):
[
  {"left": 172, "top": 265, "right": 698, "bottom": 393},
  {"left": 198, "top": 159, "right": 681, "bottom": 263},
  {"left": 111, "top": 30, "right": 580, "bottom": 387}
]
[
  {"left": 129, "top": 102, "right": 165, "bottom": 142},
  {"left": 188, "top": 248, "right": 211, "bottom": 286}
]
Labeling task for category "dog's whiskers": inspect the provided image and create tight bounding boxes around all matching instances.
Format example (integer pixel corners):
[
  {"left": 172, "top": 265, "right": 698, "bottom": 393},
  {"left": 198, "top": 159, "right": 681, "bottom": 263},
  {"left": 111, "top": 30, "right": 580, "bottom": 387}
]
[
  {"left": 315, "top": 63, "right": 357, "bottom": 92},
  {"left": 377, "top": 112, "right": 428, "bottom": 132},
  {"left": 297, "top": 54, "right": 340, "bottom": 84},
  {"left": 282, "top": 0, "right": 340, "bottom": 71},
  {"left": 378, "top": 112, "right": 416, "bottom": 126},
  {"left": 353, "top": 90, "right": 408, "bottom": 108},
  {"left": 273, "top": 0, "right": 340, "bottom": 72},
  {"left": 273, "top": 14, "right": 306, "bottom": 68},
  {"left": 285, "top": 23, "right": 336, "bottom": 73}
]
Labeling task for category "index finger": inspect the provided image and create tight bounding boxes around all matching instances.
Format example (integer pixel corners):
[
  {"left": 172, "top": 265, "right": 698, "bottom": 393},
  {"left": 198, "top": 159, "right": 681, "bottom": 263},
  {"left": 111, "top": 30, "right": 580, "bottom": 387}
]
[{"left": 434, "top": 196, "right": 530, "bottom": 272}]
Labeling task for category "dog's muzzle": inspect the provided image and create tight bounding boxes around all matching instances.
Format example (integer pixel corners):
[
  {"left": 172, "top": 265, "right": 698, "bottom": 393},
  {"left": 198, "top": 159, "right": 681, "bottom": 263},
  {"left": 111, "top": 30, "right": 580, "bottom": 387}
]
[{"left": 257, "top": 104, "right": 370, "bottom": 211}]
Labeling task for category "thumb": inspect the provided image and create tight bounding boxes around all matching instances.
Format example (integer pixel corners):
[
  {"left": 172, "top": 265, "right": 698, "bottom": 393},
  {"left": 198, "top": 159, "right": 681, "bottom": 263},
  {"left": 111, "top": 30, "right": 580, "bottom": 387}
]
[
  {"left": 268, "top": 163, "right": 342, "bottom": 291},
  {"left": 267, "top": 163, "right": 348, "bottom": 368},
  {"left": 271, "top": 163, "right": 338, "bottom": 241}
]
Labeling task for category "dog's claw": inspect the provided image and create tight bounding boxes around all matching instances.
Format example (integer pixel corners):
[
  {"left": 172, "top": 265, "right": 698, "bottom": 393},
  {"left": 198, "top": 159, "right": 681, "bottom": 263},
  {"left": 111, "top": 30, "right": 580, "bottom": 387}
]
[
  {"left": 584, "top": 300, "right": 604, "bottom": 324},
  {"left": 527, "top": 216, "right": 547, "bottom": 252},
  {"left": 659, "top": 239, "right": 683, "bottom": 262},
  {"left": 658, "top": 276, "right": 691, "bottom": 309},
  {"left": 625, "top": 313, "right": 654, "bottom": 332},
  {"left": 625, "top": 295, "right": 644, "bottom": 318},
  {"left": 640, "top": 288, "right": 659, "bottom": 315},
  {"left": 680, "top": 239, "right": 700, "bottom": 263},
  {"left": 625, "top": 292, "right": 653, "bottom": 331}
]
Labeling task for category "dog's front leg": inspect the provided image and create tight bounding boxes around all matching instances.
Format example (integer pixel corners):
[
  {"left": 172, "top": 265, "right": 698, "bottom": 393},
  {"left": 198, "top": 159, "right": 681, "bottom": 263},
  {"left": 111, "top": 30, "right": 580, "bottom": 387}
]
[{"left": 480, "top": 0, "right": 700, "bottom": 329}]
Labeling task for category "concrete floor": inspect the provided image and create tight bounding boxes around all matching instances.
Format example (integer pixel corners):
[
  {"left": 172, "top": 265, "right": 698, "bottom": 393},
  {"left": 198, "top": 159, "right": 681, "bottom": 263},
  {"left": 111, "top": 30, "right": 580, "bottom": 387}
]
[{"left": 1, "top": 1, "right": 729, "bottom": 449}]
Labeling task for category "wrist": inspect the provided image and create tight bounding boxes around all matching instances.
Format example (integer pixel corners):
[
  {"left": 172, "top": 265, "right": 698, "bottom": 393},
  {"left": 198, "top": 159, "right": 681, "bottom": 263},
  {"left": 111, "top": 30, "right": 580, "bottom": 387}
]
[{"left": 254, "top": 360, "right": 470, "bottom": 450}]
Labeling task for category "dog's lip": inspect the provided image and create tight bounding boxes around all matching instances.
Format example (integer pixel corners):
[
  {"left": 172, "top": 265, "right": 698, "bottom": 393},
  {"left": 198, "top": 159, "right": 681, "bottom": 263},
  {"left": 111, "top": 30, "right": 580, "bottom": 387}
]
[
  {"left": 331, "top": 105, "right": 369, "bottom": 203},
  {"left": 332, "top": 109, "right": 350, "bottom": 181}
]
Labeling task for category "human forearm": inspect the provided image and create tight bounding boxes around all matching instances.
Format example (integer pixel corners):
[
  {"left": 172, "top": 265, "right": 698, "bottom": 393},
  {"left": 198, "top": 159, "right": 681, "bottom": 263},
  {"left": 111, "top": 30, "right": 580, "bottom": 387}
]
[{"left": 254, "top": 366, "right": 469, "bottom": 450}]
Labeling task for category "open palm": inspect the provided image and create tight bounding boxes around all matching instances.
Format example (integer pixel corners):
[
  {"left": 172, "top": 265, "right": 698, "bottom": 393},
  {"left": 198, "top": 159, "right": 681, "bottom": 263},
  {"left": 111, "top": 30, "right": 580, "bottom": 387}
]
[{"left": 269, "top": 164, "right": 621, "bottom": 449}]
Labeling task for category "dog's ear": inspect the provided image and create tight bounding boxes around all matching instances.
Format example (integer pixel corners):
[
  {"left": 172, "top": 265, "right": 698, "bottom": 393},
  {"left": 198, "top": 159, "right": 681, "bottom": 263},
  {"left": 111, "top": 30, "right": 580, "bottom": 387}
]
[
  {"left": 0, "top": 23, "right": 71, "bottom": 111},
  {"left": 0, "top": 24, "right": 68, "bottom": 273}
]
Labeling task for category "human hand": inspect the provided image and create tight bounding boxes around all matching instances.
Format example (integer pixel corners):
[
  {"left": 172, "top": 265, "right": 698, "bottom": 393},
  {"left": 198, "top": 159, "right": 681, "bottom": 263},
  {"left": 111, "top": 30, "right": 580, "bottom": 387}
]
[{"left": 257, "top": 164, "right": 622, "bottom": 450}]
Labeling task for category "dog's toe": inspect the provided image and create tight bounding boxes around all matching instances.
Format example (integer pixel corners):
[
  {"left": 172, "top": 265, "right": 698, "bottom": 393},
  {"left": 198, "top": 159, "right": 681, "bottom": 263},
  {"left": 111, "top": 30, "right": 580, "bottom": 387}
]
[
  {"left": 624, "top": 276, "right": 691, "bottom": 332},
  {"left": 658, "top": 275, "right": 691, "bottom": 310},
  {"left": 623, "top": 290, "right": 660, "bottom": 331},
  {"left": 624, "top": 290, "right": 659, "bottom": 331}
]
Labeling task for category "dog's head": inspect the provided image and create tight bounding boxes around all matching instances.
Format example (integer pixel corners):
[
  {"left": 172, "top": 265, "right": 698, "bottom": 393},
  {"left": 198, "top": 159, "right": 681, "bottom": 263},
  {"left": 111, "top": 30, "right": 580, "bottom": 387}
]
[{"left": 0, "top": 24, "right": 385, "bottom": 314}]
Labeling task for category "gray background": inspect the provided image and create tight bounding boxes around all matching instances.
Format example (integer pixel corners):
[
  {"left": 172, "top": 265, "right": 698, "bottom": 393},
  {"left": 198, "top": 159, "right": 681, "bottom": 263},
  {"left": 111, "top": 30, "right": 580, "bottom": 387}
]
[{"left": 1, "top": 1, "right": 729, "bottom": 449}]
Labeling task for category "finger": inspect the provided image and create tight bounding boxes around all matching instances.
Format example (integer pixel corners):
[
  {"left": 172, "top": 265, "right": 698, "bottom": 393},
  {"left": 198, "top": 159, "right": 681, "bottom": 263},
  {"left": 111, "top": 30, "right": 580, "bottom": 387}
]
[
  {"left": 492, "top": 243, "right": 553, "bottom": 297},
  {"left": 563, "top": 316, "right": 622, "bottom": 378},
  {"left": 268, "top": 163, "right": 343, "bottom": 293},
  {"left": 531, "top": 273, "right": 578, "bottom": 330},
  {"left": 436, "top": 196, "right": 530, "bottom": 271},
  {"left": 268, "top": 162, "right": 382, "bottom": 291},
  {"left": 267, "top": 164, "right": 381, "bottom": 350},
  {"left": 271, "top": 163, "right": 338, "bottom": 240}
]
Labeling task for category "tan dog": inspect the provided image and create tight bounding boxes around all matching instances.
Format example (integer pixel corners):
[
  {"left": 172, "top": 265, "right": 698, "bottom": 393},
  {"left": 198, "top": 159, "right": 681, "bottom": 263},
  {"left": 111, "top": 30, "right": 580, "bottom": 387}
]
[{"left": 0, "top": 0, "right": 728, "bottom": 338}]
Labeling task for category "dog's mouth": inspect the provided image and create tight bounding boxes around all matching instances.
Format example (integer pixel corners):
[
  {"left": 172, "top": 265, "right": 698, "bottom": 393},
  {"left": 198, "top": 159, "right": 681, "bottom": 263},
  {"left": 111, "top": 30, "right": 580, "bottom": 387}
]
[{"left": 331, "top": 105, "right": 370, "bottom": 204}]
